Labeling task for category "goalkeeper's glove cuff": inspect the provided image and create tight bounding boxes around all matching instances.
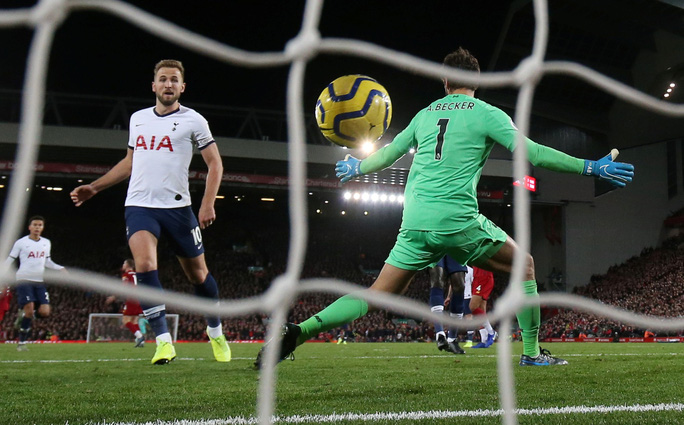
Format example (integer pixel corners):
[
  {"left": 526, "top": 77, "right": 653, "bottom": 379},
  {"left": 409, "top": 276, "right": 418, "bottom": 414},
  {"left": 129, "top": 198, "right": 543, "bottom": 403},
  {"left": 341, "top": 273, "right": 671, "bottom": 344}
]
[{"left": 582, "top": 160, "right": 598, "bottom": 177}]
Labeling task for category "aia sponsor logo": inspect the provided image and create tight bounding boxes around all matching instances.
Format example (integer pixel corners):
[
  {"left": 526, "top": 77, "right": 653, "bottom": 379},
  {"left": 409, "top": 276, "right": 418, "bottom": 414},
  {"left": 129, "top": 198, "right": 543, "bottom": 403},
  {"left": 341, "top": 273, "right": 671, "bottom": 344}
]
[
  {"left": 27, "top": 251, "right": 45, "bottom": 259},
  {"left": 135, "top": 135, "right": 174, "bottom": 152}
]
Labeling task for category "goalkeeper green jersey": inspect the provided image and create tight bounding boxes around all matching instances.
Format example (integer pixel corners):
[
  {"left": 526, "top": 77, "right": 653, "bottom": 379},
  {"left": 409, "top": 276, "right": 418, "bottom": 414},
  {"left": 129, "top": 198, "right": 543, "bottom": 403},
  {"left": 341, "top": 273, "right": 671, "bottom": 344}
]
[{"left": 360, "top": 93, "right": 585, "bottom": 231}]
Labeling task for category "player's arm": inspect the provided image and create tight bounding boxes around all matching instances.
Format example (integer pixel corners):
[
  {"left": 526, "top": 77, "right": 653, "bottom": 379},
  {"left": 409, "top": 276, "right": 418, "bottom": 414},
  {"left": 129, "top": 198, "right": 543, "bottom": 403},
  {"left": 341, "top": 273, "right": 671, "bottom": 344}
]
[
  {"left": 335, "top": 118, "right": 417, "bottom": 183},
  {"left": 198, "top": 143, "right": 223, "bottom": 229},
  {"left": 70, "top": 148, "right": 133, "bottom": 206},
  {"left": 45, "top": 257, "right": 65, "bottom": 271},
  {"left": 488, "top": 108, "right": 634, "bottom": 187},
  {"left": 4, "top": 240, "right": 20, "bottom": 267}
]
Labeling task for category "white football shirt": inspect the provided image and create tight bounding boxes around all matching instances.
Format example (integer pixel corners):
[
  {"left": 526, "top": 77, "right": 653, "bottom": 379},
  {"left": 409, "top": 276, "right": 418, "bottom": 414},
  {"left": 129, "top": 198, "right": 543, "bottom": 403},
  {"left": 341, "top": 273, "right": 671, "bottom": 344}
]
[
  {"left": 6, "top": 236, "right": 64, "bottom": 282},
  {"left": 463, "top": 266, "right": 473, "bottom": 299},
  {"left": 126, "top": 105, "right": 215, "bottom": 208}
]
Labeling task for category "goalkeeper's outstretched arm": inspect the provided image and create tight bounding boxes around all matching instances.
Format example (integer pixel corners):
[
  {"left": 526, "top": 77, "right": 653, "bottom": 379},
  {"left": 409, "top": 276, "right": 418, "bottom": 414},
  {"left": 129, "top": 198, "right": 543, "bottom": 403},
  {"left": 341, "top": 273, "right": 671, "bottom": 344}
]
[{"left": 525, "top": 140, "right": 634, "bottom": 188}]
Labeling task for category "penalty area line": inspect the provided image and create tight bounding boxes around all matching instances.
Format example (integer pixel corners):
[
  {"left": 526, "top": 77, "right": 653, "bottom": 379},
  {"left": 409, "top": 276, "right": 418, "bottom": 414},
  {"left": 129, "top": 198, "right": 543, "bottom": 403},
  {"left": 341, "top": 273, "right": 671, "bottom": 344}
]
[{"left": 90, "top": 403, "right": 684, "bottom": 424}]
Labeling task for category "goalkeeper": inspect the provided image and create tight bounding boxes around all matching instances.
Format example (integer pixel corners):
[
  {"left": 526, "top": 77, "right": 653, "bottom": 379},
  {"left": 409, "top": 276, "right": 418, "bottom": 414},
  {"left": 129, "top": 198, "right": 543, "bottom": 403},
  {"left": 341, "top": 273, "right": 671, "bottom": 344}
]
[{"left": 256, "top": 47, "right": 634, "bottom": 368}]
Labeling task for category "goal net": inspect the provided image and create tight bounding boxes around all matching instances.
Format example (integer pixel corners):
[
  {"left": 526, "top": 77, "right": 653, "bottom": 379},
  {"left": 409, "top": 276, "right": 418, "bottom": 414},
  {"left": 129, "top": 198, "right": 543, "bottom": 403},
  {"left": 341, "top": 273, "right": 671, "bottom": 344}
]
[{"left": 86, "top": 313, "right": 179, "bottom": 343}]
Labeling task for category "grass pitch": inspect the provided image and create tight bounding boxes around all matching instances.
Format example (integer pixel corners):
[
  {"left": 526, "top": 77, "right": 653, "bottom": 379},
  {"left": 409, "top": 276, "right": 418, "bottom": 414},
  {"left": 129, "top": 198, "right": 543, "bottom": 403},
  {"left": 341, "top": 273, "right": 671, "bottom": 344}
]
[{"left": 1, "top": 341, "right": 683, "bottom": 424}]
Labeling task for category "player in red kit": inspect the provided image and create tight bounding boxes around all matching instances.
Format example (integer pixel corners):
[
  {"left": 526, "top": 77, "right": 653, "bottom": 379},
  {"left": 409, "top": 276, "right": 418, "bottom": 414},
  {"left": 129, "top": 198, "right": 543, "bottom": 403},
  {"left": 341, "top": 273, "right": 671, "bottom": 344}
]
[
  {"left": 0, "top": 286, "right": 11, "bottom": 321},
  {"left": 106, "top": 258, "right": 145, "bottom": 347},
  {"left": 470, "top": 266, "right": 497, "bottom": 348}
]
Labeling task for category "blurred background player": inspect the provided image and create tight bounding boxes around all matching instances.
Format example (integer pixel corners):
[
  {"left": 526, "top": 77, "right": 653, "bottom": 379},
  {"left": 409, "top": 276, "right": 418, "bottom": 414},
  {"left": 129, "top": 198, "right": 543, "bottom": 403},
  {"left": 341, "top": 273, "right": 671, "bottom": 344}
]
[
  {"left": 460, "top": 266, "right": 475, "bottom": 347},
  {"left": 428, "top": 255, "right": 465, "bottom": 354},
  {"left": 256, "top": 47, "right": 634, "bottom": 369},
  {"left": 105, "top": 258, "right": 145, "bottom": 347},
  {"left": 70, "top": 59, "right": 230, "bottom": 365},
  {"left": 470, "top": 266, "right": 497, "bottom": 348},
  {"left": 5, "top": 216, "right": 66, "bottom": 351},
  {"left": 0, "top": 285, "right": 11, "bottom": 322}
]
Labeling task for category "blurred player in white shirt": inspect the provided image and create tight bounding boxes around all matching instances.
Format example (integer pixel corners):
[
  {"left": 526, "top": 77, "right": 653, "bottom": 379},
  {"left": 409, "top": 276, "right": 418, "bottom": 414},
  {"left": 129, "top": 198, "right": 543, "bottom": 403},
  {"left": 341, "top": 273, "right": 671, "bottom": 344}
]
[
  {"left": 5, "top": 216, "right": 66, "bottom": 351},
  {"left": 70, "top": 60, "right": 230, "bottom": 365}
]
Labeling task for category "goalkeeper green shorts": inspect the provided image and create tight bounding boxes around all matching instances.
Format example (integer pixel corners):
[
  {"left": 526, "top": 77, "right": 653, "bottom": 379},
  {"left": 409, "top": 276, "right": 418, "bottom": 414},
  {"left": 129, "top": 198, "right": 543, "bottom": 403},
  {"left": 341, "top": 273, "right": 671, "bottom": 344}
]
[{"left": 386, "top": 214, "right": 507, "bottom": 271}]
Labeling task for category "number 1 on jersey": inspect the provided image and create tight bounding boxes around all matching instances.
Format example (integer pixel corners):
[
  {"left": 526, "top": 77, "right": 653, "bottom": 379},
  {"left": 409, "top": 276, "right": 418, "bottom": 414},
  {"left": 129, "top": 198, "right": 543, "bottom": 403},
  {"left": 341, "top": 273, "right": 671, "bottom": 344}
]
[{"left": 435, "top": 118, "right": 450, "bottom": 160}]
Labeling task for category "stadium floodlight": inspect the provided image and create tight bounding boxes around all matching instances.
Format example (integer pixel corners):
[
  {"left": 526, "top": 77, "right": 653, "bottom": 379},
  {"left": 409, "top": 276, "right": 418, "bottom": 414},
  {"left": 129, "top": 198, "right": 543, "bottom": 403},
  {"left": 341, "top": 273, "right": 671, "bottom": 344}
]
[
  {"left": 370, "top": 193, "right": 380, "bottom": 202},
  {"left": 361, "top": 192, "right": 370, "bottom": 201},
  {"left": 352, "top": 192, "right": 361, "bottom": 200},
  {"left": 343, "top": 191, "right": 352, "bottom": 200},
  {"left": 362, "top": 141, "right": 375, "bottom": 154},
  {"left": 380, "top": 194, "right": 388, "bottom": 202}
]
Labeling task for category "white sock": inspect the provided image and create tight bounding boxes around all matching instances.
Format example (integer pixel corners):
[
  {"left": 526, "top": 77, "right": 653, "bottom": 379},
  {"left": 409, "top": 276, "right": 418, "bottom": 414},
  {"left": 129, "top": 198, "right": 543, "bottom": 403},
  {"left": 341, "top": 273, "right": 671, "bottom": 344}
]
[
  {"left": 207, "top": 324, "right": 223, "bottom": 339},
  {"left": 156, "top": 333, "right": 173, "bottom": 344},
  {"left": 479, "top": 328, "right": 488, "bottom": 342},
  {"left": 436, "top": 331, "right": 446, "bottom": 339},
  {"left": 134, "top": 330, "right": 143, "bottom": 339},
  {"left": 484, "top": 320, "right": 494, "bottom": 335}
]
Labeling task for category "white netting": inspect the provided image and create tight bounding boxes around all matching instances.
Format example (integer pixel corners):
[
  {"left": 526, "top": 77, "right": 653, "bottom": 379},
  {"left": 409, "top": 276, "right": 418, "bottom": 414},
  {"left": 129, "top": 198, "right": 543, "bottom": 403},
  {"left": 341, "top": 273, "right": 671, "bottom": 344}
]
[{"left": 1, "top": 1, "right": 684, "bottom": 424}]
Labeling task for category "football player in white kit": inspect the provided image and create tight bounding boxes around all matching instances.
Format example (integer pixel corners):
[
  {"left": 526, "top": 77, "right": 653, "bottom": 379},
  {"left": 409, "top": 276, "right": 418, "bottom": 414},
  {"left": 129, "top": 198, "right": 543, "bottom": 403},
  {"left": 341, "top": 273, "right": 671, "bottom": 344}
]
[
  {"left": 70, "top": 60, "right": 231, "bottom": 365},
  {"left": 5, "top": 216, "right": 66, "bottom": 351}
]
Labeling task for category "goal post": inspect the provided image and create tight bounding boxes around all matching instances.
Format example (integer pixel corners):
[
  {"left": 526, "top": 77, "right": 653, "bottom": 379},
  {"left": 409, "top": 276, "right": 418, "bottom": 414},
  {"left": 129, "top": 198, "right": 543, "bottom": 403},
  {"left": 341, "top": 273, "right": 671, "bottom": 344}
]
[{"left": 86, "top": 313, "right": 179, "bottom": 343}]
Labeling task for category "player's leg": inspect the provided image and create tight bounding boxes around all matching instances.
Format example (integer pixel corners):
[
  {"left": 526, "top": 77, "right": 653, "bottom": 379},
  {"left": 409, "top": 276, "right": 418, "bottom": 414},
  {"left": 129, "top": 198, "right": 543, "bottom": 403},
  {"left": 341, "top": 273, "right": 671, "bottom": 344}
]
[
  {"left": 126, "top": 207, "right": 175, "bottom": 364},
  {"left": 473, "top": 236, "right": 566, "bottom": 365},
  {"left": 446, "top": 270, "right": 465, "bottom": 354},
  {"left": 122, "top": 313, "right": 144, "bottom": 347},
  {"left": 129, "top": 229, "right": 174, "bottom": 363},
  {"left": 16, "top": 283, "right": 36, "bottom": 351},
  {"left": 301, "top": 263, "right": 416, "bottom": 342},
  {"left": 428, "top": 263, "right": 448, "bottom": 351},
  {"left": 463, "top": 298, "right": 474, "bottom": 347},
  {"left": 170, "top": 206, "right": 229, "bottom": 362},
  {"left": 470, "top": 296, "right": 490, "bottom": 348},
  {"left": 138, "top": 316, "right": 149, "bottom": 336},
  {"left": 35, "top": 286, "right": 50, "bottom": 318},
  {"left": 255, "top": 263, "right": 418, "bottom": 368},
  {"left": 254, "top": 229, "right": 436, "bottom": 368},
  {"left": 177, "top": 254, "right": 231, "bottom": 362}
]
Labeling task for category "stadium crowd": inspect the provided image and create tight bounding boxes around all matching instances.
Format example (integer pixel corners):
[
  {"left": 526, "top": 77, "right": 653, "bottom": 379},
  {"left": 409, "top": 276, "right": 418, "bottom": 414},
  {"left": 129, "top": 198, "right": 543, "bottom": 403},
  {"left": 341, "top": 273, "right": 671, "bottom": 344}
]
[
  {"left": 540, "top": 234, "right": 684, "bottom": 339},
  {"left": 2, "top": 203, "right": 683, "bottom": 343}
]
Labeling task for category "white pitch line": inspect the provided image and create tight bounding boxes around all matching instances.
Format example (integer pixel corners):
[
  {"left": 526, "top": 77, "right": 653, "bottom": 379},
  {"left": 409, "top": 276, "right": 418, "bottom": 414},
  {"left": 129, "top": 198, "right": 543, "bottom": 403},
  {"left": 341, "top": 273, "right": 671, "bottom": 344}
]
[
  {"left": 1, "top": 351, "right": 681, "bottom": 364},
  {"left": 86, "top": 403, "right": 684, "bottom": 425}
]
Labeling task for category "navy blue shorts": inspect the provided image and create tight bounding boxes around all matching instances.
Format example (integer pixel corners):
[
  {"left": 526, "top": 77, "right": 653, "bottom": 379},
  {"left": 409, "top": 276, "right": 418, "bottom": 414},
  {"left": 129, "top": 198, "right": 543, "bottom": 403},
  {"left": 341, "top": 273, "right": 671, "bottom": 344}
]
[
  {"left": 462, "top": 298, "right": 472, "bottom": 315},
  {"left": 16, "top": 282, "right": 50, "bottom": 307},
  {"left": 436, "top": 255, "right": 467, "bottom": 275},
  {"left": 125, "top": 206, "right": 204, "bottom": 258}
]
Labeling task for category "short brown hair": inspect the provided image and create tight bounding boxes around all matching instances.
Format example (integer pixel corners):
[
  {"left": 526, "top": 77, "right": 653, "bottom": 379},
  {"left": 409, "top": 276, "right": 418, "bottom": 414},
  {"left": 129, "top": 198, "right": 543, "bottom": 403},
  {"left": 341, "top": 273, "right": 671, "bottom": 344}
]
[
  {"left": 154, "top": 59, "right": 185, "bottom": 80},
  {"left": 28, "top": 215, "right": 44, "bottom": 225},
  {"left": 443, "top": 47, "right": 480, "bottom": 91},
  {"left": 124, "top": 258, "right": 135, "bottom": 269}
]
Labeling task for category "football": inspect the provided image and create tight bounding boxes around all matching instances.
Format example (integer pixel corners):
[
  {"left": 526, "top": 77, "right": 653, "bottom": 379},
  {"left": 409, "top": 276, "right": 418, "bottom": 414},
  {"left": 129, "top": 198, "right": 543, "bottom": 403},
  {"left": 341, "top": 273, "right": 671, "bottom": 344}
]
[{"left": 315, "top": 75, "right": 392, "bottom": 149}]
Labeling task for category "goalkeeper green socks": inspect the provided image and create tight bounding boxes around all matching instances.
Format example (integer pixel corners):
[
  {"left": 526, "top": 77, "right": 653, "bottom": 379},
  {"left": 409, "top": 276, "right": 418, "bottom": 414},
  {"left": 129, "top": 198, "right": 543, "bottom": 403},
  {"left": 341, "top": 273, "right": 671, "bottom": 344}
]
[
  {"left": 515, "top": 280, "right": 541, "bottom": 358},
  {"left": 297, "top": 294, "right": 369, "bottom": 345}
]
